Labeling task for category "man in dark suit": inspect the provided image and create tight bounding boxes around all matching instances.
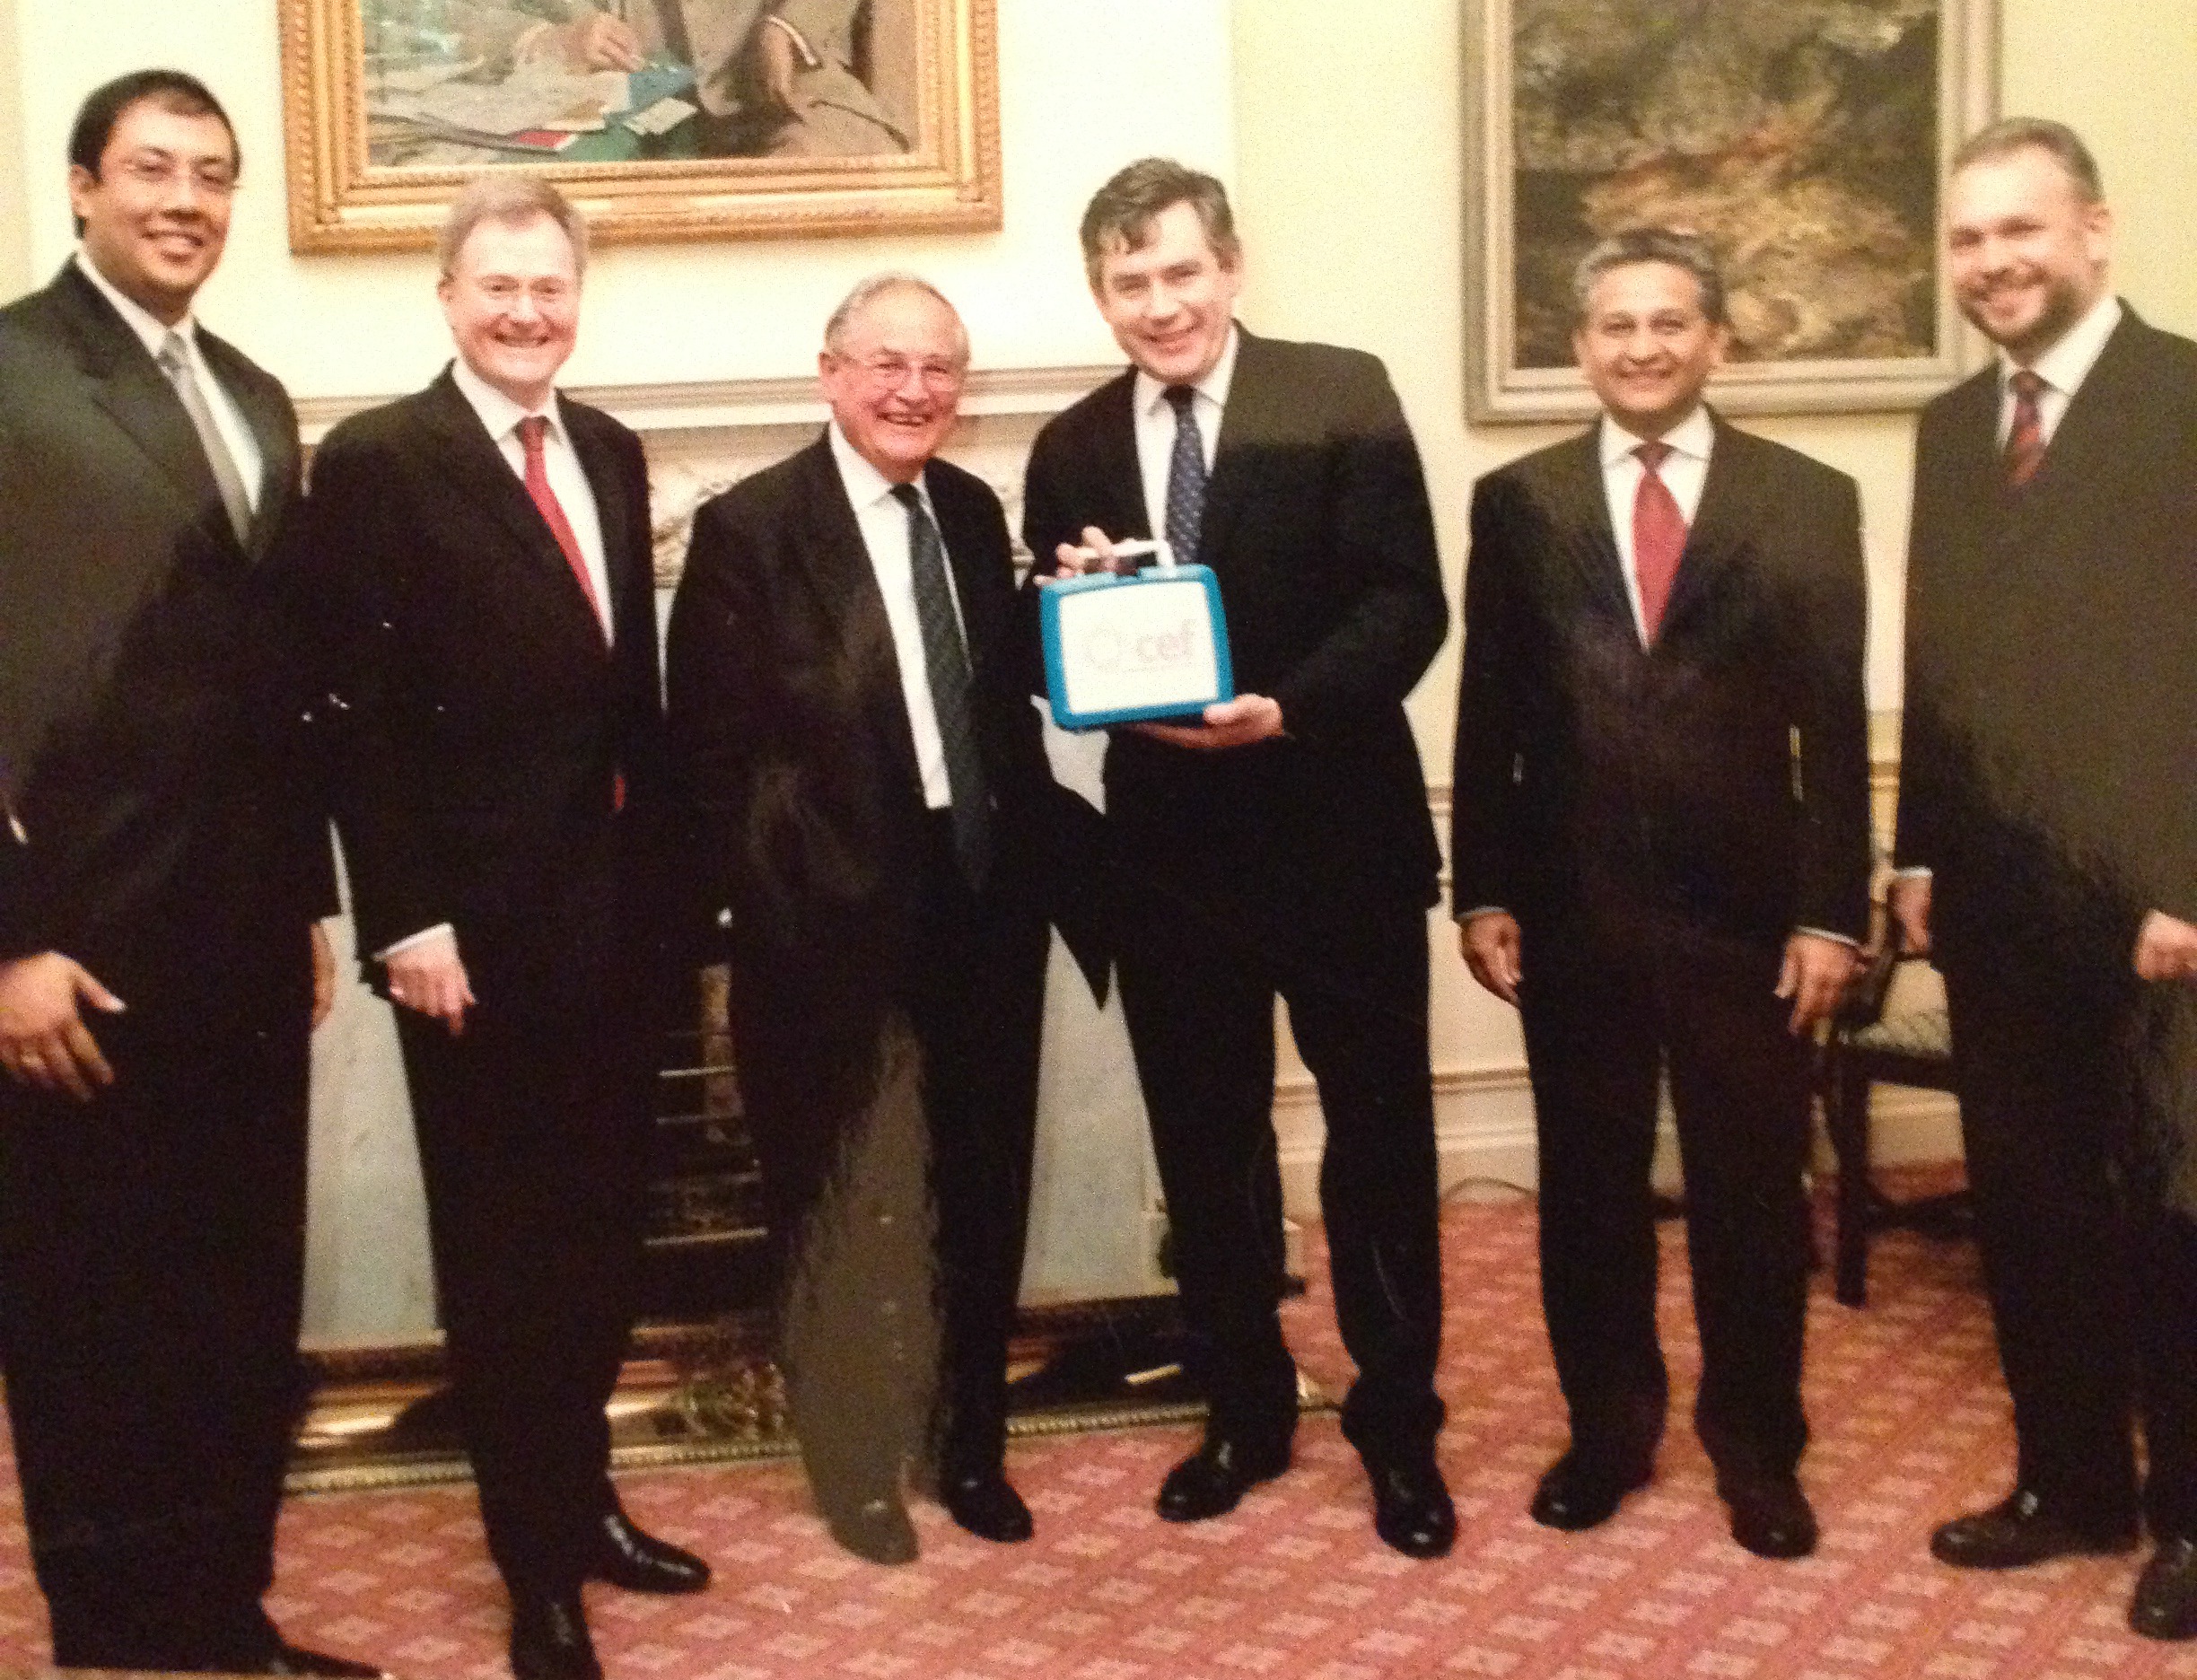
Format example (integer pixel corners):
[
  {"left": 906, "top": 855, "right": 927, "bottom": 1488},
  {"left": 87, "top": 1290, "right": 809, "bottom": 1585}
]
[
  {"left": 1023, "top": 158, "right": 1456, "bottom": 1559},
  {"left": 1890, "top": 118, "right": 2197, "bottom": 1639},
  {"left": 0, "top": 70, "right": 380, "bottom": 1676},
  {"left": 1452, "top": 228, "right": 1869, "bottom": 1560},
  {"left": 668, "top": 274, "right": 1073, "bottom": 1564},
  {"left": 311, "top": 177, "right": 707, "bottom": 1680}
]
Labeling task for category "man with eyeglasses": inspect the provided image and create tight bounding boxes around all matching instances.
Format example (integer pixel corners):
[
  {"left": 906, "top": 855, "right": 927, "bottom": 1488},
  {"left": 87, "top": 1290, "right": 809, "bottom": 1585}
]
[
  {"left": 668, "top": 274, "right": 1086, "bottom": 1563},
  {"left": 311, "top": 176, "right": 705, "bottom": 1680},
  {"left": 0, "top": 70, "right": 381, "bottom": 1675}
]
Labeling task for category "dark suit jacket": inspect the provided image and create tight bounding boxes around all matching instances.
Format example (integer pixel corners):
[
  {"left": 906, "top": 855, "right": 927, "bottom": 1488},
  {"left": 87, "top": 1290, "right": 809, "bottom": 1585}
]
[
  {"left": 1021, "top": 328, "right": 1449, "bottom": 909},
  {"left": 666, "top": 433, "right": 1058, "bottom": 996},
  {"left": 309, "top": 368, "right": 666, "bottom": 1000},
  {"left": 1895, "top": 307, "right": 2197, "bottom": 979},
  {"left": 0, "top": 262, "right": 332, "bottom": 1020},
  {"left": 1452, "top": 416, "right": 1871, "bottom": 958}
]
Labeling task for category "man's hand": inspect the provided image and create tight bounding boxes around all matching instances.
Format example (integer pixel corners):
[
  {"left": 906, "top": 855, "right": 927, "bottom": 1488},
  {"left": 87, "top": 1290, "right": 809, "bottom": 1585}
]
[
  {"left": 2135, "top": 911, "right": 2197, "bottom": 983},
  {"left": 0, "top": 952, "right": 126, "bottom": 1102},
  {"left": 384, "top": 930, "right": 476, "bottom": 1037},
  {"left": 311, "top": 922, "right": 338, "bottom": 1030},
  {"left": 1886, "top": 872, "right": 1932, "bottom": 957},
  {"left": 1459, "top": 911, "right": 1522, "bottom": 1007},
  {"left": 1043, "top": 526, "right": 1137, "bottom": 582},
  {"left": 1776, "top": 932, "right": 1860, "bottom": 1036},
  {"left": 1134, "top": 694, "right": 1285, "bottom": 750},
  {"left": 757, "top": 19, "right": 813, "bottom": 115},
  {"left": 551, "top": 14, "right": 644, "bottom": 72}
]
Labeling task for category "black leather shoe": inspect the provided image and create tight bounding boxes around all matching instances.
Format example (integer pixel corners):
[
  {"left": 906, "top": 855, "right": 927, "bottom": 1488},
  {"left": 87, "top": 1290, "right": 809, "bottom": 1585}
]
[
  {"left": 255, "top": 1643, "right": 392, "bottom": 1677},
  {"left": 943, "top": 1468, "right": 1034, "bottom": 1543},
  {"left": 2133, "top": 1537, "right": 2197, "bottom": 1640},
  {"left": 827, "top": 1494, "right": 921, "bottom": 1565},
  {"left": 1369, "top": 1458, "right": 1456, "bottom": 1559},
  {"left": 1156, "top": 1437, "right": 1291, "bottom": 1522},
  {"left": 1528, "top": 1449, "right": 1652, "bottom": 1532},
  {"left": 1930, "top": 1489, "right": 2139, "bottom": 1569},
  {"left": 510, "top": 1592, "right": 600, "bottom": 1680},
  {"left": 1720, "top": 1474, "right": 1818, "bottom": 1560},
  {"left": 591, "top": 1509, "right": 712, "bottom": 1594}
]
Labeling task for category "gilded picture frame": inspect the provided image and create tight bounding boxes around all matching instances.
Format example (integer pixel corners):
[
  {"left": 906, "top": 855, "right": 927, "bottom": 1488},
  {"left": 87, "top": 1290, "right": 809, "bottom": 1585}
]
[
  {"left": 278, "top": 0, "right": 1000, "bottom": 252},
  {"left": 1463, "top": 0, "right": 2000, "bottom": 423}
]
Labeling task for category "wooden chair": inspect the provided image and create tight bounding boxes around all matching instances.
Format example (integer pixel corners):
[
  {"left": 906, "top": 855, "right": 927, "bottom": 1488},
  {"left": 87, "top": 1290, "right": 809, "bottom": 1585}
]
[{"left": 1819, "top": 931, "right": 1970, "bottom": 1306}]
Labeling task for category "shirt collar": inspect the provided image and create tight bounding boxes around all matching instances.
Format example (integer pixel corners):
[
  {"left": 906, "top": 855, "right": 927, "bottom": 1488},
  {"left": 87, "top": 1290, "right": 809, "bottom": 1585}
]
[
  {"left": 1599, "top": 401, "right": 1715, "bottom": 468},
  {"left": 74, "top": 247, "right": 193, "bottom": 362},
  {"left": 2002, "top": 293, "right": 2122, "bottom": 399},
  {"left": 1134, "top": 323, "right": 1241, "bottom": 419},
  {"left": 827, "top": 418, "right": 926, "bottom": 512},
  {"left": 450, "top": 355, "right": 565, "bottom": 445}
]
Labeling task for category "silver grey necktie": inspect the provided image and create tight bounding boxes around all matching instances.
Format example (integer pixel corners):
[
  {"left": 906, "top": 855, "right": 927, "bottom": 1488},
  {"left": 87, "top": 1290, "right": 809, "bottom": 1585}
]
[
  {"left": 889, "top": 483, "right": 992, "bottom": 890},
  {"left": 157, "top": 333, "right": 253, "bottom": 545}
]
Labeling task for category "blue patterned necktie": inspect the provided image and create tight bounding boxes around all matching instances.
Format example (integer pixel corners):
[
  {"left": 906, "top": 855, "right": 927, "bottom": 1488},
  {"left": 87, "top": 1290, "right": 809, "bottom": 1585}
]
[
  {"left": 1164, "top": 384, "right": 1207, "bottom": 562},
  {"left": 889, "top": 483, "right": 991, "bottom": 890}
]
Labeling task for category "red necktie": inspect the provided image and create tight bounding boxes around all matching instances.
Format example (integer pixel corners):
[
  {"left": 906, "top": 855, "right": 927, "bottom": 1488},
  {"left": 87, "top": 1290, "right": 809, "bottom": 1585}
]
[
  {"left": 516, "top": 415, "right": 623, "bottom": 810},
  {"left": 517, "top": 415, "right": 608, "bottom": 636},
  {"left": 1632, "top": 440, "right": 1686, "bottom": 643},
  {"left": 2004, "top": 369, "right": 2046, "bottom": 488}
]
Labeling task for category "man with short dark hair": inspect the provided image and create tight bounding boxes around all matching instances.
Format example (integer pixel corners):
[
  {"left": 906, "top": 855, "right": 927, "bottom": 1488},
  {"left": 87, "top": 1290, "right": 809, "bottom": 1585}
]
[
  {"left": 1454, "top": 226, "right": 1869, "bottom": 1560},
  {"left": 311, "top": 175, "right": 707, "bottom": 1680},
  {"left": 0, "top": 68, "right": 380, "bottom": 1676},
  {"left": 1892, "top": 117, "right": 2197, "bottom": 1638},
  {"left": 1025, "top": 157, "right": 1456, "bottom": 1559},
  {"left": 669, "top": 274, "right": 1076, "bottom": 1564}
]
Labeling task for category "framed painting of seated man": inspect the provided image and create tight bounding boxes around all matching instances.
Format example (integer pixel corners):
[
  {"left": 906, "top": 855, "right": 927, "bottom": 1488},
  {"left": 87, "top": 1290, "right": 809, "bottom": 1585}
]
[{"left": 278, "top": 0, "right": 998, "bottom": 249}]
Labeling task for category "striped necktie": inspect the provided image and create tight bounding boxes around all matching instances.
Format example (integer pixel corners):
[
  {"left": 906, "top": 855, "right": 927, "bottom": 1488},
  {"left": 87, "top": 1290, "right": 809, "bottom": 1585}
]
[{"left": 890, "top": 483, "right": 991, "bottom": 890}]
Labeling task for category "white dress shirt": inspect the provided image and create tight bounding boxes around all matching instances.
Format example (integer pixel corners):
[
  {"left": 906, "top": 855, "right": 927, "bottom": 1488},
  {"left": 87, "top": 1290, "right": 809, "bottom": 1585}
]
[
  {"left": 449, "top": 357, "right": 614, "bottom": 643},
  {"left": 380, "top": 363, "right": 617, "bottom": 963},
  {"left": 1996, "top": 293, "right": 2123, "bottom": 447},
  {"left": 75, "top": 249, "right": 263, "bottom": 513},
  {"left": 829, "top": 422, "right": 967, "bottom": 811},
  {"left": 1133, "top": 325, "right": 1239, "bottom": 549},
  {"left": 1598, "top": 404, "right": 1714, "bottom": 647}
]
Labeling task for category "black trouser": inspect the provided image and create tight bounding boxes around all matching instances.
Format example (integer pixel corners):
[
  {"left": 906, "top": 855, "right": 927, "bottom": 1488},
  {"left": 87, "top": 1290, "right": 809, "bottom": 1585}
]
[
  {"left": 906, "top": 816, "right": 1049, "bottom": 1477},
  {"left": 1520, "top": 923, "right": 1814, "bottom": 1483},
  {"left": 398, "top": 952, "right": 653, "bottom": 1597},
  {"left": 1943, "top": 958, "right": 2197, "bottom": 1538},
  {"left": 0, "top": 1000, "right": 312, "bottom": 1670},
  {"left": 1116, "top": 863, "right": 1443, "bottom": 1465}
]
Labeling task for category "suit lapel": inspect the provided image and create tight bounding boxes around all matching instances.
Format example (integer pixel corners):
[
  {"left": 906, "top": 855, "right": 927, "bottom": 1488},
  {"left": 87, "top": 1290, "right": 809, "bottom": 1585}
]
[
  {"left": 199, "top": 328, "right": 295, "bottom": 563},
  {"left": 567, "top": 402, "right": 638, "bottom": 624},
  {"left": 2027, "top": 308, "right": 2150, "bottom": 503},
  {"left": 1088, "top": 373, "right": 1151, "bottom": 547},
  {"left": 53, "top": 265, "right": 246, "bottom": 561},
  {"left": 1546, "top": 429, "right": 1634, "bottom": 629},
  {"left": 421, "top": 369, "right": 609, "bottom": 647},
  {"left": 793, "top": 435, "right": 926, "bottom": 792},
  {"left": 1659, "top": 416, "right": 1755, "bottom": 640}
]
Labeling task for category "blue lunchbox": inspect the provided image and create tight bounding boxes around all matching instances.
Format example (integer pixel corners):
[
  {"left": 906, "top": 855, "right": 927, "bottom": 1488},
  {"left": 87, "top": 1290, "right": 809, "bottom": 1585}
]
[{"left": 1039, "top": 542, "right": 1235, "bottom": 731}]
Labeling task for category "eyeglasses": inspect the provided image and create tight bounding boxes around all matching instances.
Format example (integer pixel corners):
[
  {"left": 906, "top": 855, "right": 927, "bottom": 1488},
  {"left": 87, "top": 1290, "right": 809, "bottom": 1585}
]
[
  {"left": 838, "top": 354, "right": 966, "bottom": 392},
  {"left": 113, "top": 153, "right": 238, "bottom": 197}
]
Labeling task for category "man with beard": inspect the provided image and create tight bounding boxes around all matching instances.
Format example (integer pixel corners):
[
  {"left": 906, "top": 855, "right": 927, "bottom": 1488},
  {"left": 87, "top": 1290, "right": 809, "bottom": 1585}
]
[{"left": 1892, "top": 117, "right": 2197, "bottom": 1640}]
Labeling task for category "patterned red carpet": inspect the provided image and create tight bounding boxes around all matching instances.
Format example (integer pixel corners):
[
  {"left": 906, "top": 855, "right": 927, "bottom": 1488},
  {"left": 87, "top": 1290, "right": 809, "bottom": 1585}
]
[{"left": 3, "top": 1182, "right": 2193, "bottom": 1678}]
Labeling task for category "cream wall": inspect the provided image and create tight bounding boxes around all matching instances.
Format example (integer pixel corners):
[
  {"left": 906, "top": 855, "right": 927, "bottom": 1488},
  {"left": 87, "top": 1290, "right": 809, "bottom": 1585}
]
[
  {"left": 9, "top": 0, "right": 1232, "bottom": 396},
  {"left": 1231, "top": 0, "right": 2197, "bottom": 1165},
  {"left": 0, "top": 0, "right": 25, "bottom": 296}
]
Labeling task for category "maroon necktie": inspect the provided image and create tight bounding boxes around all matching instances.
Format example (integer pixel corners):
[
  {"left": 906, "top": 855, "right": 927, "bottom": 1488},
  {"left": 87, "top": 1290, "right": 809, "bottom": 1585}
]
[
  {"left": 1632, "top": 440, "right": 1686, "bottom": 643},
  {"left": 516, "top": 415, "right": 623, "bottom": 810},
  {"left": 2004, "top": 369, "right": 2047, "bottom": 488}
]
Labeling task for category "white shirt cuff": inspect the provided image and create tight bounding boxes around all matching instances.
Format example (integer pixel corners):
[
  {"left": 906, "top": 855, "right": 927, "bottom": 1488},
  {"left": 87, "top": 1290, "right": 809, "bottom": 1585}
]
[{"left": 375, "top": 923, "right": 455, "bottom": 963}]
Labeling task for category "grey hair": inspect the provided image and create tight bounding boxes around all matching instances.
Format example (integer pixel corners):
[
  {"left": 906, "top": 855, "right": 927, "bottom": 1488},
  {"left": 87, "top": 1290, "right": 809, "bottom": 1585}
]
[
  {"left": 437, "top": 173, "right": 589, "bottom": 279},
  {"left": 1572, "top": 227, "right": 1728, "bottom": 326},
  {"left": 821, "top": 272, "right": 970, "bottom": 363},
  {"left": 1952, "top": 117, "right": 2105, "bottom": 205},
  {"left": 1079, "top": 157, "right": 1240, "bottom": 288}
]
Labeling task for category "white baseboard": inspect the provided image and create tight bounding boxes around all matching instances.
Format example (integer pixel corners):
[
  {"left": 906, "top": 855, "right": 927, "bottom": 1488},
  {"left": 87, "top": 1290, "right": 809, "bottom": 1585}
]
[{"left": 1274, "top": 1066, "right": 1964, "bottom": 1219}]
